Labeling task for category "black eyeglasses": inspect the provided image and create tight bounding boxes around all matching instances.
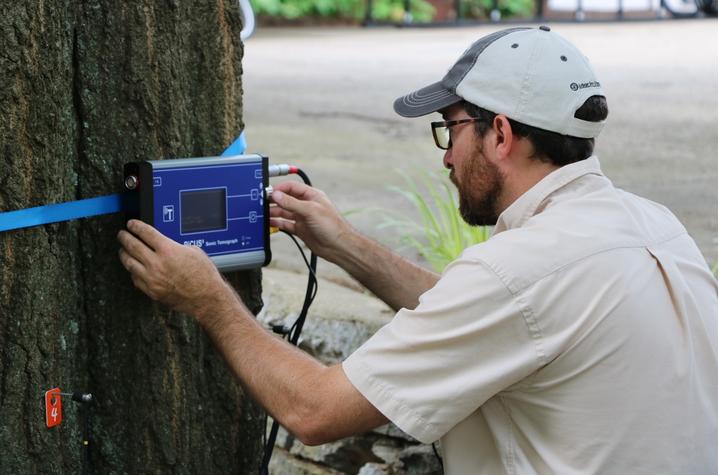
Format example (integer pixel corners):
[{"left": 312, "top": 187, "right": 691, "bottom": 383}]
[{"left": 430, "top": 118, "right": 483, "bottom": 150}]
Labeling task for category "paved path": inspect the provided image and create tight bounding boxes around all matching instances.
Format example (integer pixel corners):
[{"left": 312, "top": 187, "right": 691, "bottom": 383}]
[{"left": 242, "top": 20, "right": 718, "bottom": 278}]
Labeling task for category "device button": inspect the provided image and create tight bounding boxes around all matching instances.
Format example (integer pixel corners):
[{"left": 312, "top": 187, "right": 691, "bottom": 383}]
[
  {"left": 163, "top": 205, "right": 175, "bottom": 222},
  {"left": 125, "top": 175, "right": 138, "bottom": 190},
  {"left": 153, "top": 177, "right": 162, "bottom": 187}
]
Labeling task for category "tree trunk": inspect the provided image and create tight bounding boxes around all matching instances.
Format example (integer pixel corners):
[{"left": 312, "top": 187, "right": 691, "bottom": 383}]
[{"left": 0, "top": 1, "right": 264, "bottom": 472}]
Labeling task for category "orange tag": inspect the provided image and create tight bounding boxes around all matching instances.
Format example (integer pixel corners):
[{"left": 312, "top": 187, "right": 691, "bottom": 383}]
[{"left": 45, "top": 388, "right": 62, "bottom": 428}]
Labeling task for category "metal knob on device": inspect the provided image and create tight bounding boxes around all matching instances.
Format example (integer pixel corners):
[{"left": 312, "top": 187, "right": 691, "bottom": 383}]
[{"left": 124, "top": 175, "right": 138, "bottom": 190}]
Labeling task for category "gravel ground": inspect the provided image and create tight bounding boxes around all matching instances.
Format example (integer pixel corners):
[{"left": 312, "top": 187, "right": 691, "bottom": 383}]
[{"left": 241, "top": 20, "right": 718, "bottom": 280}]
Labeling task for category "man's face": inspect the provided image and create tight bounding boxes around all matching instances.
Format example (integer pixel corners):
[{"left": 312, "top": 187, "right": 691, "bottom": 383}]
[{"left": 441, "top": 105, "right": 504, "bottom": 226}]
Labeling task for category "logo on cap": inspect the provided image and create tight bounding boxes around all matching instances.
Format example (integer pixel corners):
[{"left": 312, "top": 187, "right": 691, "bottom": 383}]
[{"left": 570, "top": 81, "right": 601, "bottom": 92}]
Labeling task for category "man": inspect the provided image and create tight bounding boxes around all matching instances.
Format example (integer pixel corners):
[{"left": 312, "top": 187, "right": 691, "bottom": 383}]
[{"left": 118, "top": 27, "right": 718, "bottom": 473}]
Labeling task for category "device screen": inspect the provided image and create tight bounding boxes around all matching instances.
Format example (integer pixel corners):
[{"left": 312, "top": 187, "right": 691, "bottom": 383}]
[{"left": 180, "top": 188, "right": 227, "bottom": 234}]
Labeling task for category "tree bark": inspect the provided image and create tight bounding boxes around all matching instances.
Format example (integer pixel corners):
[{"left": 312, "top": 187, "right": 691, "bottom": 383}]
[{"left": 0, "top": 1, "right": 264, "bottom": 472}]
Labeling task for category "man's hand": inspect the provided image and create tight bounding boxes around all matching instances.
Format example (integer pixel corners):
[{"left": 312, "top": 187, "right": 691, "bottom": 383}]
[
  {"left": 270, "top": 181, "right": 355, "bottom": 264},
  {"left": 117, "top": 219, "right": 227, "bottom": 319},
  {"left": 271, "top": 181, "right": 439, "bottom": 311}
]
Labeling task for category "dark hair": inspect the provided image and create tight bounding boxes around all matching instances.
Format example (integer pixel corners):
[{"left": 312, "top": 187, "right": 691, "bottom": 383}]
[{"left": 463, "top": 96, "right": 608, "bottom": 167}]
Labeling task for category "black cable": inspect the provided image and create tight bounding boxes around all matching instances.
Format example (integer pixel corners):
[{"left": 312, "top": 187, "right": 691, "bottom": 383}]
[
  {"left": 261, "top": 422, "right": 281, "bottom": 475},
  {"left": 267, "top": 233, "right": 318, "bottom": 339},
  {"left": 261, "top": 234, "right": 317, "bottom": 474},
  {"left": 286, "top": 235, "right": 318, "bottom": 344},
  {"left": 282, "top": 232, "right": 318, "bottom": 297},
  {"left": 294, "top": 168, "right": 312, "bottom": 187},
  {"left": 261, "top": 409, "right": 267, "bottom": 454},
  {"left": 432, "top": 442, "right": 444, "bottom": 469},
  {"left": 260, "top": 168, "right": 317, "bottom": 475}
]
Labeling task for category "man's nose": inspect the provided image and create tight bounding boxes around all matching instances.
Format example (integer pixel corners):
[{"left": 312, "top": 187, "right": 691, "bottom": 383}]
[{"left": 443, "top": 149, "right": 452, "bottom": 170}]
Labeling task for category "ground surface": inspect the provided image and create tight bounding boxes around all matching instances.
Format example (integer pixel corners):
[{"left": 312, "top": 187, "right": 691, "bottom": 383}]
[{"left": 242, "top": 19, "right": 718, "bottom": 281}]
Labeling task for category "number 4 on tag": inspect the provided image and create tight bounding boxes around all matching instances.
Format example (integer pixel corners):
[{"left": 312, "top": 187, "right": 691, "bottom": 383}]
[{"left": 45, "top": 388, "right": 62, "bottom": 428}]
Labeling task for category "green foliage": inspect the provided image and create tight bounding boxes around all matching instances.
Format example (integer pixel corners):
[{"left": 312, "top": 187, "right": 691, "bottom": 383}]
[
  {"left": 712, "top": 260, "right": 718, "bottom": 277},
  {"left": 251, "top": 0, "right": 352, "bottom": 19},
  {"left": 379, "top": 170, "right": 491, "bottom": 272},
  {"left": 372, "top": 0, "right": 435, "bottom": 22},
  {"left": 460, "top": 0, "right": 534, "bottom": 19},
  {"left": 251, "top": 0, "right": 435, "bottom": 22}
]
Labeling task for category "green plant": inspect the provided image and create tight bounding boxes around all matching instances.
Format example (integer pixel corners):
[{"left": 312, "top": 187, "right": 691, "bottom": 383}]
[
  {"left": 379, "top": 170, "right": 491, "bottom": 272},
  {"left": 251, "top": 0, "right": 354, "bottom": 19},
  {"left": 712, "top": 260, "right": 718, "bottom": 277},
  {"left": 371, "top": 0, "right": 435, "bottom": 22},
  {"left": 251, "top": 0, "right": 435, "bottom": 22},
  {"left": 460, "top": 0, "right": 534, "bottom": 19}
]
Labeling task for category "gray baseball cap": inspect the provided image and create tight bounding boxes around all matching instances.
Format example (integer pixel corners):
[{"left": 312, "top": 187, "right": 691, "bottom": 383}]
[{"left": 393, "top": 26, "right": 606, "bottom": 139}]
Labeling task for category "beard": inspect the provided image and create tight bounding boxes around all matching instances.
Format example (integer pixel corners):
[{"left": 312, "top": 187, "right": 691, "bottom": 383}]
[{"left": 450, "top": 146, "right": 504, "bottom": 226}]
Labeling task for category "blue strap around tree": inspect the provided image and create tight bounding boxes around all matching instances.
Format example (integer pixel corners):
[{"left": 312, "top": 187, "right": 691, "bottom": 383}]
[
  {"left": 220, "top": 130, "right": 247, "bottom": 157},
  {"left": 0, "top": 131, "right": 247, "bottom": 233},
  {"left": 0, "top": 194, "right": 127, "bottom": 232}
]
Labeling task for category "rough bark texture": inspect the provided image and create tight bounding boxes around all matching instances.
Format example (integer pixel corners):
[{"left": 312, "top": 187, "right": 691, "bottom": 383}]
[{"left": 0, "top": 1, "right": 264, "bottom": 472}]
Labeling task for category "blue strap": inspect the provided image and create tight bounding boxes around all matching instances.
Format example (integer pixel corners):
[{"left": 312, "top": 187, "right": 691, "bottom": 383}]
[
  {"left": 221, "top": 130, "right": 247, "bottom": 156},
  {"left": 0, "top": 131, "right": 247, "bottom": 233},
  {"left": 0, "top": 194, "right": 126, "bottom": 232}
]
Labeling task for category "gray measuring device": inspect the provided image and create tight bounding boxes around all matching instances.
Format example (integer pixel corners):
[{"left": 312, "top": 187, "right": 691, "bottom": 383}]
[{"left": 123, "top": 154, "right": 271, "bottom": 272}]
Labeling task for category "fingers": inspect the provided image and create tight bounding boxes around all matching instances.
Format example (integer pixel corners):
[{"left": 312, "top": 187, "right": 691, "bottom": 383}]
[
  {"left": 118, "top": 231, "right": 154, "bottom": 298},
  {"left": 118, "top": 248, "right": 148, "bottom": 278},
  {"left": 269, "top": 202, "right": 298, "bottom": 232},
  {"left": 272, "top": 181, "right": 320, "bottom": 201},
  {"left": 269, "top": 204, "right": 295, "bottom": 221},
  {"left": 120, "top": 240, "right": 171, "bottom": 301},
  {"left": 117, "top": 229, "right": 155, "bottom": 265},
  {"left": 126, "top": 270, "right": 154, "bottom": 299},
  {"left": 130, "top": 275, "right": 151, "bottom": 296},
  {"left": 269, "top": 217, "right": 296, "bottom": 234},
  {"left": 126, "top": 219, "right": 172, "bottom": 252},
  {"left": 271, "top": 190, "right": 318, "bottom": 218}
]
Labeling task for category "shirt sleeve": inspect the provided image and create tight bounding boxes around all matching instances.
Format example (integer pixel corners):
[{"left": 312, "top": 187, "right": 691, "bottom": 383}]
[{"left": 342, "top": 258, "right": 542, "bottom": 443}]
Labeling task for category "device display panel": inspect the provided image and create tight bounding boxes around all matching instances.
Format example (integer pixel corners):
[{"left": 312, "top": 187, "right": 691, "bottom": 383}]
[{"left": 180, "top": 188, "right": 227, "bottom": 234}]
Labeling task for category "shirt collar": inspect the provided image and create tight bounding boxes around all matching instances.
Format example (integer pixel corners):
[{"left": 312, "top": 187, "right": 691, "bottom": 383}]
[{"left": 493, "top": 156, "right": 604, "bottom": 234}]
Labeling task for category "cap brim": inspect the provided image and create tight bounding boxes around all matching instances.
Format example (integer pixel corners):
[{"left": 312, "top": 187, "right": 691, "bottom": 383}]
[{"left": 393, "top": 82, "right": 462, "bottom": 118}]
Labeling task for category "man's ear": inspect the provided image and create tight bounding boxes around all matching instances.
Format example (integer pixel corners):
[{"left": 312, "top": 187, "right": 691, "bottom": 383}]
[{"left": 492, "top": 114, "right": 514, "bottom": 161}]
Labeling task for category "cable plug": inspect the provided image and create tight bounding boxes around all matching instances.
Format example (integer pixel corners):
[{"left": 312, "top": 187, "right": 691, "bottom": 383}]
[{"left": 268, "top": 164, "right": 298, "bottom": 177}]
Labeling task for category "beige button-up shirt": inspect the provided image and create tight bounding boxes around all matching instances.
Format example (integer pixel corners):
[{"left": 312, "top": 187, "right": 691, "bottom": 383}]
[{"left": 344, "top": 157, "right": 718, "bottom": 474}]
